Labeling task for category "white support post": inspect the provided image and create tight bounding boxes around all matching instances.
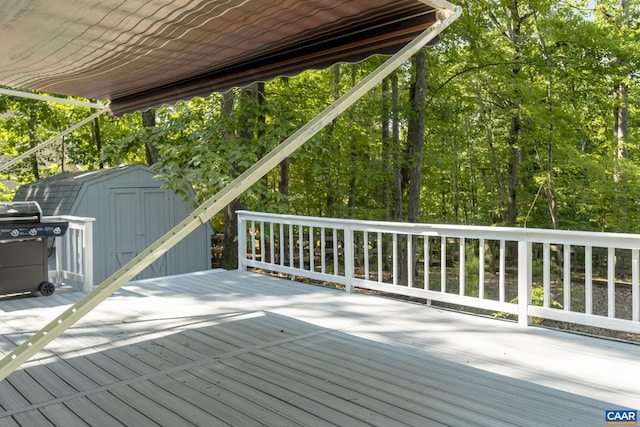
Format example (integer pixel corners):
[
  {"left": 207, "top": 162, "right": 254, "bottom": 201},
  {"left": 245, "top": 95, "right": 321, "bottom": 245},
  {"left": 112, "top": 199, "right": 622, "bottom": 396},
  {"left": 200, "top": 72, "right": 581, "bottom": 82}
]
[
  {"left": 344, "top": 225, "right": 354, "bottom": 292},
  {"left": 238, "top": 215, "right": 247, "bottom": 271},
  {"left": 0, "top": 9, "right": 461, "bottom": 381},
  {"left": 53, "top": 235, "right": 63, "bottom": 285},
  {"left": 83, "top": 220, "right": 94, "bottom": 292},
  {"left": 518, "top": 240, "right": 533, "bottom": 326}
]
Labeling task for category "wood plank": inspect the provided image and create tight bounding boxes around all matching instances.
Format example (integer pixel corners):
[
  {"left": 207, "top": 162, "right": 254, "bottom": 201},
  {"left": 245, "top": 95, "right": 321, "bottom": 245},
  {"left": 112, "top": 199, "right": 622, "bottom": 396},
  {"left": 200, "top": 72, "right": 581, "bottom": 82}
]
[
  {"left": 38, "top": 403, "right": 89, "bottom": 427},
  {"left": 63, "top": 397, "right": 125, "bottom": 426},
  {"left": 0, "top": 376, "right": 30, "bottom": 412},
  {"left": 11, "top": 410, "right": 54, "bottom": 426},
  {"left": 186, "top": 364, "right": 335, "bottom": 427},
  {"left": 212, "top": 358, "right": 371, "bottom": 427},
  {"left": 109, "top": 385, "right": 196, "bottom": 427},
  {"left": 231, "top": 352, "right": 440, "bottom": 427},
  {"left": 168, "top": 369, "right": 300, "bottom": 427},
  {"left": 87, "top": 391, "right": 157, "bottom": 427},
  {"left": 5, "top": 370, "right": 54, "bottom": 405},
  {"left": 130, "top": 379, "right": 229, "bottom": 426}
]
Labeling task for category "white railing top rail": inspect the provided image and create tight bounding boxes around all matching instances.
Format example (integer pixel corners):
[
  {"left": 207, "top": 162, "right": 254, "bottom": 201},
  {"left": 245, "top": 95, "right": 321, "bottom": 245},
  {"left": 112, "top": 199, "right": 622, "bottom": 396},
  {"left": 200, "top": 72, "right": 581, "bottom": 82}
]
[
  {"left": 237, "top": 210, "right": 640, "bottom": 249},
  {"left": 44, "top": 215, "right": 96, "bottom": 223}
]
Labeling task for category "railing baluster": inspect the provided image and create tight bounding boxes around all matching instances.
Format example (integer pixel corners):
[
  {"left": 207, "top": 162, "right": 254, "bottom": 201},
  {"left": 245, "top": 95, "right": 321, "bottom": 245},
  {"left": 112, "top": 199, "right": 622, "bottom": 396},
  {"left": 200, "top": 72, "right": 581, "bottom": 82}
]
[
  {"left": 260, "top": 221, "right": 265, "bottom": 263},
  {"left": 298, "top": 225, "right": 304, "bottom": 270},
  {"left": 377, "top": 232, "right": 383, "bottom": 283},
  {"left": 499, "top": 240, "right": 506, "bottom": 302},
  {"left": 608, "top": 247, "right": 615, "bottom": 318},
  {"left": 309, "top": 226, "right": 314, "bottom": 272},
  {"left": 563, "top": 244, "right": 571, "bottom": 311},
  {"left": 289, "top": 224, "right": 294, "bottom": 269},
  {"left": 440, "top": 237, "right": 446, "bottom": 293},
  {"left": 585, "top": 246, "right": 593, "bottom": 315},
  {"left": 321, "top": 227, "right": 326, "bottom": 274},
  {"left": 424, "top": 237, "right": 430, "bottom": 291},
  {"left": 408, "top": 234, "right": 413, "bottom": 288},
  {"left": 459, "top": 237, "right": 465, "bottom": 296},
  {"left": 333, "top": 228, "right": 344, "bottom": 275},
  {"left": 543, "top": 243, "right": 550, "bottom": 308},
  {"left": 270, "top": 222, "right": 275, "bottom": 264},
  {"left": 279, "top": 223, "right": 285, "bottom": 266},
  {"left": 364, "top": 231, "right": 369, "bottom": 281},
  {"left": 478, "top": 238, "right": 485, "bottom": 299},
  {"left": 251, "top": 220, "right": 256, "bottom": 261},
  {"left": 633, "top": 249, "right": 639, "bottom": 322},
  {"left": 393, "top": 233, "right": 398, "bottom": 286}
]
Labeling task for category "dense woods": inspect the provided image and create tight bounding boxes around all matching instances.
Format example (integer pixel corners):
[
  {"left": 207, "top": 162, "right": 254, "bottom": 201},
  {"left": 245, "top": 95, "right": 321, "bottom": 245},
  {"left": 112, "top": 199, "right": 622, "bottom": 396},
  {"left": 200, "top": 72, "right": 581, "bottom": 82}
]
[{"left": 2, "top": 0, "right": 640, "bottom": 234}]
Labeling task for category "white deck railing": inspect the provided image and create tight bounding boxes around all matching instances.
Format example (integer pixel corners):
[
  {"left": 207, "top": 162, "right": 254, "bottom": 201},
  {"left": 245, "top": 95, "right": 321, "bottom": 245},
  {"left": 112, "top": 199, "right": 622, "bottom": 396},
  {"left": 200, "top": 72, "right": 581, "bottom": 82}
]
[
  {"left": 238, "top": 210, "right": 640, "bottom": 334},
  {"left": 46, "top": 215, "right": 95, "bottom": 292}
]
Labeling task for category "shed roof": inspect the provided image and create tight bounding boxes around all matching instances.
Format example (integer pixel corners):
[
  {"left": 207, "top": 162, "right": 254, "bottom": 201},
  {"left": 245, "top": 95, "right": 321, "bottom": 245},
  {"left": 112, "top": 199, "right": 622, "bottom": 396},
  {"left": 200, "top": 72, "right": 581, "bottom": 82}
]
[
  {"left": 14, "top": 165, "right": 152, "bottom": 216},
  {"left": 0, "top": 0, "right": 450, "bottom": 115}
]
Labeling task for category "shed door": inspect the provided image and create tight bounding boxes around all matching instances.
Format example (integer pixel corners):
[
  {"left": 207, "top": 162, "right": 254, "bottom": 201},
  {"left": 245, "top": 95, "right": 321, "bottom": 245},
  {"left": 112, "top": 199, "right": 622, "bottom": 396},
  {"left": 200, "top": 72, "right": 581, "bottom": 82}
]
[{"left": 109, "top": 188, "right": 170, "bottom": 280}]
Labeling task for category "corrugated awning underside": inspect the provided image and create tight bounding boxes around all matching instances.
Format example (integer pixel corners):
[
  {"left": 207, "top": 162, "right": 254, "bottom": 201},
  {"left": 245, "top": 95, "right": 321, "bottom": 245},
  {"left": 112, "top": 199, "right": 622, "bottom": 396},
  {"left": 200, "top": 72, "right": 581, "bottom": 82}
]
[{"left": 0, "top": 0, "right": 440, "bottom": 115}]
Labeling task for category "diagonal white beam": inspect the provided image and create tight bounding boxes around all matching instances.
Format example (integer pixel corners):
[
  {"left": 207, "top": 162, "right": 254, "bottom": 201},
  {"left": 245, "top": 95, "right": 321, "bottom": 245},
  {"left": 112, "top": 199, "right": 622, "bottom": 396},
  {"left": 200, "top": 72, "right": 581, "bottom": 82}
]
[
  {"left": 0, "top": 87, "right": 107, "bottom": 110},
  {"left": 0, "top": 5, "right": 461, "bottom": 381},
  {"left": 0, "top": 109, "right": 108, "bottom": 173}
]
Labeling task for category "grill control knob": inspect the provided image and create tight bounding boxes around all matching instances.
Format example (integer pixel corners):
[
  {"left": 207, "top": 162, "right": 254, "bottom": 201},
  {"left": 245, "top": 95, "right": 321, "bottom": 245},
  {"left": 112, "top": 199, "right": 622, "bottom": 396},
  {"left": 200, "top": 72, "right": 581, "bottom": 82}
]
[
  {"left": 53, "top": 227, "right": 62, "bottom": 235},
  {"left": 29, "top": 228, "right": 37, "bottom": 236},
  {"left": 10, "top": 229, "right": 19, "bottom": 238}
]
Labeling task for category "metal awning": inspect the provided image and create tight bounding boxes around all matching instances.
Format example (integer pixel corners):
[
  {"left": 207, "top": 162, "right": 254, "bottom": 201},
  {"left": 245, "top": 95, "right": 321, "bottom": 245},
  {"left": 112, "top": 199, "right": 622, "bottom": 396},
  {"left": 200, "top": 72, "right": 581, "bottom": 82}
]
[
  {"left": 0, "top": 0, "right": 461, "bottom": 381},
  {"left": 2, "top": 0, "right": 445, "bottom": 116}
]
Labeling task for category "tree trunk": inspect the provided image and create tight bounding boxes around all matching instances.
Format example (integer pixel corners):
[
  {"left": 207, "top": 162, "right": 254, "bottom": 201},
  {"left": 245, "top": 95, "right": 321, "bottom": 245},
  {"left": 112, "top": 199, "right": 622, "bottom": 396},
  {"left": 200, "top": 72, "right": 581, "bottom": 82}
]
[
  {"left": 142, "top": 109, "right": 159, "bottom": 166},
  {"left": 476, "top": 88, "right": 505, "bottom": 223},
  {"left": 392, "top": 72, "right": 402, "bottom": 223},
  {"left": 91, "top": 100, "right": 104, "bottom": 169},
  {"left": 381, "top": 77, "right": 391, "bottom": 222},
  {"left": 221, "top": 199, "right": 245, "bottom": 270},
  {"left": 407, "top": 49, "right": 426, "bottom": 224},
  {"left": 28, "top": 110, "right": 39, "bottom": 180},
  {"left": 506, "top": 116, "right": 520, "bottom": 226}
]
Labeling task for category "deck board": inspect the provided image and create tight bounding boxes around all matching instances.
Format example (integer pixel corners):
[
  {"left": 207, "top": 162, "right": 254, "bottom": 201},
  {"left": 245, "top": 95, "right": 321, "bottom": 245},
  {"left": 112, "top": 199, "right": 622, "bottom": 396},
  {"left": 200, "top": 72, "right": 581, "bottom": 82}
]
[{"left": 0, "top": 269, "right": 638, "bottom": 426}]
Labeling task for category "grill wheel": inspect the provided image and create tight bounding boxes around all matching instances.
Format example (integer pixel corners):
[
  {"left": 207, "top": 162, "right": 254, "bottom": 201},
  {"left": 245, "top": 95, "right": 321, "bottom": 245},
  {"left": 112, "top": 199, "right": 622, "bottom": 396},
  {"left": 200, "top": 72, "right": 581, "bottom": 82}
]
[{"left": 38, "top": 281, "right": 55, "bottom": 296}]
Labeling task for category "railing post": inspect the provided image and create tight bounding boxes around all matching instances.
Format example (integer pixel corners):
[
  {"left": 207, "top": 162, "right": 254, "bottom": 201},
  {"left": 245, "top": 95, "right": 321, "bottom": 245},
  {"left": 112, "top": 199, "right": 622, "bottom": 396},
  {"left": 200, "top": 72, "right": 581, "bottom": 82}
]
[
  {"left": 55, "top": 235, "right": 63, "bottom": 285},
  {"left": 344, "top": 225, "right": 354, "bottom": 292},
  {"left": 83, "top": 219, "right": 94, "bottom": 292},
  {"left": 238, "top": 214, "right": 247, "bottom": 271},
  {"left": 518, "top": 240, "right": 532, "bottom": 326}
]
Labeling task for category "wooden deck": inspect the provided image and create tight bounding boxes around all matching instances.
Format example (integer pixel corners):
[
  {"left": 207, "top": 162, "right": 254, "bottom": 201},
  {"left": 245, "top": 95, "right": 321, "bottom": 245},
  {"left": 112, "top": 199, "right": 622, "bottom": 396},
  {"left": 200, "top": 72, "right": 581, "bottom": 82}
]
[{"left": 0, "top": 269, "right": 638, "bottom": 426}]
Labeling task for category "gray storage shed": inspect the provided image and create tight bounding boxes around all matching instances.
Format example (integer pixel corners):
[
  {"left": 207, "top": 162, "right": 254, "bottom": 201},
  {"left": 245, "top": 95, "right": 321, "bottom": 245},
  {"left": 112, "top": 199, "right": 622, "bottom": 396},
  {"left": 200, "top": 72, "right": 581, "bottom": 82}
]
[{"left": 14, "top": 164, "right": 212, "bottom": 284}]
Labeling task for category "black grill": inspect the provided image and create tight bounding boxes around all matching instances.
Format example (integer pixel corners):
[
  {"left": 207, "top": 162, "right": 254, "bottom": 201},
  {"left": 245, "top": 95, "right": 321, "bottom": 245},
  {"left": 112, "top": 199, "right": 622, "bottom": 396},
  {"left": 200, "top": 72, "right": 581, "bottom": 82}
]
[{"left": 0, "top": 201, "right": 69, "bottom": 296}]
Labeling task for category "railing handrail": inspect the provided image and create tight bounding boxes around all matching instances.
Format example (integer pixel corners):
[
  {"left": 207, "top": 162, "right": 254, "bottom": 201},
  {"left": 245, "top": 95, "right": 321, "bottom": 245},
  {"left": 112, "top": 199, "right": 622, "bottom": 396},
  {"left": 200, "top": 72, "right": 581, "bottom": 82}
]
[{"left": 237, "top": 210, "right": 640, "bottom": 249}]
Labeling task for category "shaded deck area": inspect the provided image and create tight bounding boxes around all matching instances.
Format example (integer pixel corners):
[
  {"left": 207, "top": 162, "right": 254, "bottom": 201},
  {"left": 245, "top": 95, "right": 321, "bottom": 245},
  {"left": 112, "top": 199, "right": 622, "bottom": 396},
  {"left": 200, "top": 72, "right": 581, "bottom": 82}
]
[{"left": 0, "top": 269, "right": 638, "bottom": 426}]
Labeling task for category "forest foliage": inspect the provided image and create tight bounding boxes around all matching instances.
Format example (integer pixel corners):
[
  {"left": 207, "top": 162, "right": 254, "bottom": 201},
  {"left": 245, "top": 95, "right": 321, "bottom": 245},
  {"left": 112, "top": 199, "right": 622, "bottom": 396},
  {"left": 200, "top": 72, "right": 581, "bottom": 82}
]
[{"left": 2, "top": 0, "right": 640, "bottom": 233}]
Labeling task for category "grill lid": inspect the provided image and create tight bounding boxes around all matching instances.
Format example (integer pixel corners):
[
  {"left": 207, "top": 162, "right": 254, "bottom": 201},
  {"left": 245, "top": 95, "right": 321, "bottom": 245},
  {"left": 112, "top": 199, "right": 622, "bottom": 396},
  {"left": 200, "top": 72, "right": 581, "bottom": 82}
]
[{"left": 0, "top": 201, "right": 43, "bottom": 222}]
